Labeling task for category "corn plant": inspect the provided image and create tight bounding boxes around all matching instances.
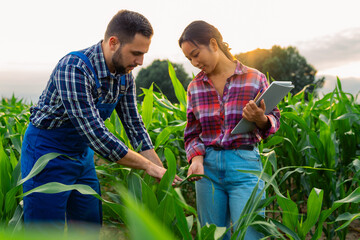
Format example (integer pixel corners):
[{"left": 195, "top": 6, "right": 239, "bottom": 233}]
[
  {"left": 1, "top": 64, "right": 359, "bottom": 239},
  {"left": 233, "top": 150, "right": 360, "bottom": 240},
  {"left": 0, "top": 96, "right": 30, "bottom": 229},
  {"left": 15, "top": 147, "right": 224, "bottom": 240},
  {"left": 261, "top": 78, "right": 359, "bottom": 239}
]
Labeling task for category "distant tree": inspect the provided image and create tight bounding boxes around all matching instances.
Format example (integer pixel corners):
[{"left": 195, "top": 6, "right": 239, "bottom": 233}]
[
  {"left": 135, "top": 59, "right": 192, "bottom": 103},
  {"left": 235, "top": 45, "right": 324, "bottom": 95}
]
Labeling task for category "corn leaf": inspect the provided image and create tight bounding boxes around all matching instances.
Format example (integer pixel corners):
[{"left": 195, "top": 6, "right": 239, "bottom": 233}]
[
  {"left": 141, "top": 84, "right": 154, "bottom": 129},
  {"left": 127, "top": 171, "right": 142, "bottom": 204},
  {"left": 155, "top": 148, "right": 177, "bottom": 225},
  {"left": 168, "top": 61, "right": 187, "bottom": 109},
  {"left": 156, "top": 148, "right": 176, "bottom": 200},
  {"left": 17, "top": 152, "right": 75, "bottom": 186},
  {"left": 0, "top": 139, "right": 11, "bottom": 197},
  {"left": 19, "top": 182, "right": 99, "bottom": 198},
  {"left": 117, "top": 184, "right": 176, "bottom": 240},
  {"left": 299, "top": 188, "right": 323, "bottom": 238},
  {"left": 154, "top": 122, "right": 186, "bottom": 149},
  {"left": 173, "top": 188, "right": 192, "bottom": 240},
  {"left": 335, "top": 212, "right": 360, "bottom": 231},
  {"left": 7, "top": 204, "right": 23, "bottom": 232},
  {"left": 141, "top": 177, "right": 158, "bottom": 211},
  {"left": 155, "top": 193, "right": 175, "bottom": 227},
  {"left": 270, "top": 219, "right": 301, "bottom": 240},
  {"left": 334, "top": 187, "right": 360, "bottom": 204},
  {"left": 276, "top": 195, "right": 299, "bottom": 231}
]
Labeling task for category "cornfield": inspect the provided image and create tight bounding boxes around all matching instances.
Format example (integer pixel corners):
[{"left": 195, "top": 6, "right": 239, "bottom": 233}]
[{"left": 0, "top": 62, "right": 359, "bottom": 239}]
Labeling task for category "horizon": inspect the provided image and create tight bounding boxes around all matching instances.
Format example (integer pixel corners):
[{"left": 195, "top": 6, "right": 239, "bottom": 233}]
[{"left": 1, "top": 64, "right": 359, "bottom": 104}]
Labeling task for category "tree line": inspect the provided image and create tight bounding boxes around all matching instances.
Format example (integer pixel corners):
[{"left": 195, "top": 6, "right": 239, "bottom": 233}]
[{"left": 135, "top": 45, "right": 325, "bottom": 102}]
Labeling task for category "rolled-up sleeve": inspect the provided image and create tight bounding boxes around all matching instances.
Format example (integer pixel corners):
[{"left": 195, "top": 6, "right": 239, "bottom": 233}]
[
  {"left": 115, "top": 74, "right": 153, "bottom": 152},
  {"left": 184, "top": 89, "right": 205, "bottom": 162},
  {"left": 256, "top": 74, "right": 281, "bottom": 139}
]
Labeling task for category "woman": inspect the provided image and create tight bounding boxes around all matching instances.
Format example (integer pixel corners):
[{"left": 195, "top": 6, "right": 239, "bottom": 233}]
[{"left": 178, "top": 21, "right": 280, "bottom": 239}]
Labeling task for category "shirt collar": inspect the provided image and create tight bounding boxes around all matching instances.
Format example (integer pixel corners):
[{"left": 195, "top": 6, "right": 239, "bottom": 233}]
[
  {"left": 194, "top": 60, "right": 248, "bottom": 82},
  {"left": 89, "top": 41, "right": 111, "bottom": 79},
  {"left": 234, "top": 60, "right": 248, "bottom": 75},
  {"left": 91, "top": 41, "right": 132, "bottom": 81}
]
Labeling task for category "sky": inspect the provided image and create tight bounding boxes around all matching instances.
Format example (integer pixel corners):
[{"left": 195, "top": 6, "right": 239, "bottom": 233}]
[{"left": 1, "top": 0, "right": 360, "bottom": 102}]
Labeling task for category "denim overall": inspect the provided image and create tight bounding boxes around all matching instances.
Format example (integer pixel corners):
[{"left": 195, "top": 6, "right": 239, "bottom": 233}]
[{"left": 21, "top": 51, "right": 125, "bottom": 230}]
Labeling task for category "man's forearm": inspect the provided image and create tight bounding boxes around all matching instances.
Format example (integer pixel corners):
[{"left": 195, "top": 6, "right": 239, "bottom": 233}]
[
  {"left": 139, "top": 149, "right": 164, "bottom": 167},
  {"left": 116, "top": 149, "right": 152, "bottom": 170},
  {"left": 117, "top": 149, "right": 169, "bottom": 181}
]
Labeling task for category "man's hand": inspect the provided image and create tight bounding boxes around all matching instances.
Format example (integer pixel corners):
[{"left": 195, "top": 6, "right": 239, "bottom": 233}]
[
  {"left": 117, "top": 150, "right": 181, "bottom": 185},
  {"left": 187, "top": 156, "right": 204, "bottom": 181},
  {"left": 145, "top": 162, "right": 182, "bottom": 184},
  {"left": 242, "top": 99, "right": 270, "bottom": 129},
  {"left": 144, "top": 161, "right": 167, "bottom": 181},
  {"left": 139, "top": 160, "right": 183, "bottom": 185}
]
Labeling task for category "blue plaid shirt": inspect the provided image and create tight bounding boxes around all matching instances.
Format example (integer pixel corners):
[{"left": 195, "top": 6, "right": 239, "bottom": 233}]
[{"left": 30, "top": 41, "right": 153, "bottom": 162}]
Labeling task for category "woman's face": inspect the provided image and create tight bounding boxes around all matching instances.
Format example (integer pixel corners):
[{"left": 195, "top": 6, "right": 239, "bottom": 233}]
[{"left": 181, "top": 41, "right": 218, "bottom": 74}]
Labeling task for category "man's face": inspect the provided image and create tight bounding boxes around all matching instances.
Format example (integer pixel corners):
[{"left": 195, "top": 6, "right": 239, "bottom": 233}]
[{"left": 112, "top": 33, "right": 151, "bottom": 74}]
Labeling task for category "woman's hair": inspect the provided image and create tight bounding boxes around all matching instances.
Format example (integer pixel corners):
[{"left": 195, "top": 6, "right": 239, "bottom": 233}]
[
  {"left": 178, "top": 20, "right": 234, "bottom": 61},
  {"left": 104, "top": 10, "right": 153, "bottom": 44}
]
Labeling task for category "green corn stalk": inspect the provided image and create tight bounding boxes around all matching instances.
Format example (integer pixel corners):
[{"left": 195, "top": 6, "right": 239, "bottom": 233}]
[
  {"left": 1, "top": 67, "right": 359, "bottom": 239},
  {"left": 263, "top": 78, "right": 359, "bottom": 240},
  {"left": 17, "top": 147, "right": 223, "bottom": 240},
  {"left": 235, "top": 151, "right": 360, "bottom": 240}
]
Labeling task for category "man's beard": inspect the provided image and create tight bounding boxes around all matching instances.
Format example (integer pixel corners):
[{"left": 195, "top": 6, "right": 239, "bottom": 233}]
[
  {"left": 112, "top": 48, "right": 127, "bottom": 74},
  {"left": 112, "top": 47, "right": 137, "bottom": 75}
]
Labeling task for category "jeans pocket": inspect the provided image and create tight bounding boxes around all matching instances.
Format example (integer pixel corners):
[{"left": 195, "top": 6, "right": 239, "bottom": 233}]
[
  {"left": 233, "top": 149, "right": 260, "bottom": 162},
  {"left": 224, "top": 149, "right": 261, "bottom": 182},
  {"left": 204, "top": 147, "right": 217, "bottom": 167}
]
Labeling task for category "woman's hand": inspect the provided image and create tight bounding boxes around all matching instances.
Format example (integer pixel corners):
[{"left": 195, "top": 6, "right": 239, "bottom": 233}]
[
  {"left": 242, "top": 99, "right": 270, "bottom": 129},
  {"left": 187, "top": 156, "right": 204, "bottom": 181}
]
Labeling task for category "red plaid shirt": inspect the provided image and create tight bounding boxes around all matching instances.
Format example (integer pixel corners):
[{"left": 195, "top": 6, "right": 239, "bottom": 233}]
[{"left": 184, "top": 61, "right": 280, "bottom": 162}]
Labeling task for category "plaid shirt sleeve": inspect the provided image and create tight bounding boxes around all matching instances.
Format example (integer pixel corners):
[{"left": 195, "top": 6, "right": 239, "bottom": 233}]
[
  {"left": 115, "top": 74, "right": 154, "bottom": 152},
  {"left": 54, "top": 64, "right": 129, "bottom": 162},
  {"left": 256, "top": 74, "right": 281, "bottom": 138},
  {"left": 184, "top": 86, "right": 206, "bottom": 162}
]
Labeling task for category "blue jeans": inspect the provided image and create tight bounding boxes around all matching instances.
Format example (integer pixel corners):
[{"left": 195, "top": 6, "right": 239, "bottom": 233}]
[{"left": 195, "top": 147, "right": 265, "bottom": 240}]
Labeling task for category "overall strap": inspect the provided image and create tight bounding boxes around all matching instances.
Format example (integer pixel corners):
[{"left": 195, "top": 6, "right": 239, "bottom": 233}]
[
  {"left": 120, "top": 75, "right": 126, "bottom": 93},
  {"left": 68, "top": 51, "right": 126, "bottom": 96},
  {"left": 68, "top": 51, "right": 101, "bottom": 89}
]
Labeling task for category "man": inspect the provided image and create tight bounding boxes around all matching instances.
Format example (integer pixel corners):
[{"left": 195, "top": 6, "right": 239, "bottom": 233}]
[{"left": 20, "top": 10, "right": 180, "bottom": 230}]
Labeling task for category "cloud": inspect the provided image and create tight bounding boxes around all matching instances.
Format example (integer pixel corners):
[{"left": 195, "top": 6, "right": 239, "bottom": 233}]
[
  {"left": 317, "top": 75, "right": 360, "bottom": 101},
  {"left": 297, "top": 27, "right": 360, "bottom": 70}
]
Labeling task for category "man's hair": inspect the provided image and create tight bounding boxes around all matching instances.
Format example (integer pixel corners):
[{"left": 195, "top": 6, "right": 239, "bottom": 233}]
[{"left": 104, "top": 10, "right": 153, "bottom": 44}]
